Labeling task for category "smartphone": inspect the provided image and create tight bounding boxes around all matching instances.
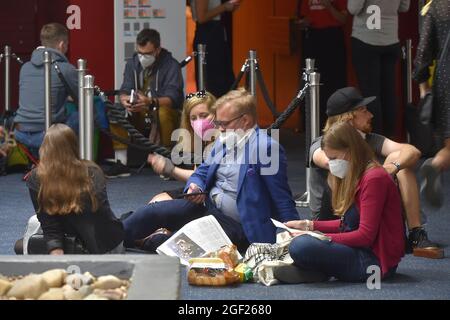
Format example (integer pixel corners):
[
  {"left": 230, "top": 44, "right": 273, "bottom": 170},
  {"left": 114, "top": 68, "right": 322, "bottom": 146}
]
[
  {"left": 129, "top": 89, "right": 138, "bottom": 105},
  {"left": 174, "top": 192, "right": 208, "bottom": 199}
]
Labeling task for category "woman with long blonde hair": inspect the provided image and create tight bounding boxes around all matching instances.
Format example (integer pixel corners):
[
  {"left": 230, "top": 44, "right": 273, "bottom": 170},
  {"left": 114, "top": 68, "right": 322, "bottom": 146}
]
[
  {"left": 26, "top": 124, "right": 124, "bottom": 254},
  {"left": 146, "top": 90, "right": 218, "bottom": 202},
  {"left": 123, "top": 91, "right": 218, "bottom": 251},
  {"left": 279, "top": 122, "right": 405, "bottom": 283}
]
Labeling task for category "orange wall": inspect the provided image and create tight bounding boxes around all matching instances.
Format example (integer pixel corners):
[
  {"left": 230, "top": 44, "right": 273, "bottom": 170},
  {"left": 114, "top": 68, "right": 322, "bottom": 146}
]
[{"left": 233, "top": 0, "right": 300, "bottom": 129}]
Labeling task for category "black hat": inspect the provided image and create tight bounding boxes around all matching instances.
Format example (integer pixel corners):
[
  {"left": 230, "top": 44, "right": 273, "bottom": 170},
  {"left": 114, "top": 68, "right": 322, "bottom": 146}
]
[{"left": 326, "top": 87, "right": 376, "bottom": 117}]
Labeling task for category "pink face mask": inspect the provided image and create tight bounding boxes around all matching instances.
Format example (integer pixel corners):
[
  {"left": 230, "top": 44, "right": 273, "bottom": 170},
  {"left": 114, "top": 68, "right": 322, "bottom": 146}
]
[{"left": 190, "top": 118, "right": 215, "bottom": 140}]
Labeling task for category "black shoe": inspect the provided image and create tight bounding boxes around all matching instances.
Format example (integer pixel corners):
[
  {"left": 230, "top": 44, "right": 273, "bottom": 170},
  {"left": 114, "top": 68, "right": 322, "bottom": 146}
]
[
  {"left": 408, "top": 227, "right": 444, "bottom": 259},
  {"left": 104, "top": 160, "right": 131, "bottom": 178},
  {"left": 14, "top": 238, "right": 24, "bottom": 255},
  {"left": 419, "top": 158, "right": 443, "bottom": 208},
  {"left": 273, "top": 264, "right": 328, "bottom": 284}
]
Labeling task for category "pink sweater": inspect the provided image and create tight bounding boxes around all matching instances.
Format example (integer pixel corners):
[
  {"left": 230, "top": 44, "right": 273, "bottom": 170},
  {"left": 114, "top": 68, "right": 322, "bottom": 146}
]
[{"left": 314, "top": 167, "right": 405, "bottom": 277}]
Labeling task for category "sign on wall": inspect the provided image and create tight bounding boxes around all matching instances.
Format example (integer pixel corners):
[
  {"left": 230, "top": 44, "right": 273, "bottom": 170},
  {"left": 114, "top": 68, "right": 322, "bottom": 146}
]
[{"left": 114, "top": 0, "right": 186, "bottom": 90}]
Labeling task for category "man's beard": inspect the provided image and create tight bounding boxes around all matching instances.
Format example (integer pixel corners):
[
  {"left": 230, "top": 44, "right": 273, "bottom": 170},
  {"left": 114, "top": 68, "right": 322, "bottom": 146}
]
[{"left": 361, "top": 122, "right": 372, "bottom": 133}]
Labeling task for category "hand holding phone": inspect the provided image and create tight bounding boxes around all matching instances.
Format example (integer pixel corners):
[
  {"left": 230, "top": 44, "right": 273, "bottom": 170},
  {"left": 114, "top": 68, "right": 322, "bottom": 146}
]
[
  {"left": 129, "top": 89, "right": 138, "bottom": 105},
  {"left": 185, "top": 183, "right": 207, "bottom": 204},
  {"left": 174, "top": 192, "right": 208, "bottom": 199}
]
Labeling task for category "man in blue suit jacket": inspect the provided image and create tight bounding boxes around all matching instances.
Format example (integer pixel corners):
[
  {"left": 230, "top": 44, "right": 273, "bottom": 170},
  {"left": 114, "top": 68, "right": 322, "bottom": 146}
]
[
  {"left": 185, "top": 89, "right": 299, "bottom": 246},
  {"left": 122, "top": 89, "right": 299, "bottom": 253}
]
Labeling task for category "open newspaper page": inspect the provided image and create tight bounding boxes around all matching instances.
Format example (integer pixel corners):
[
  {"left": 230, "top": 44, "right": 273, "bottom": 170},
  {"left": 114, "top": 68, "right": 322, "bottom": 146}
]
[
  {"left": 157, "top": 215, "right": 239, "bottom": 265},
  {"left": 271, "top": 219, "right": 331, "bottom": 241}
]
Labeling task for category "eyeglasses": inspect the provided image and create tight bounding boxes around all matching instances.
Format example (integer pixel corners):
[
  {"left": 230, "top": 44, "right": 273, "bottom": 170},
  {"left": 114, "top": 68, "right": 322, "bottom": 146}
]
[
  {"left": 186, "top": 90, "right": 206, "bottom": 100},
  {"left": 213, "top": 114, "right": 245, "bottom": 128}
]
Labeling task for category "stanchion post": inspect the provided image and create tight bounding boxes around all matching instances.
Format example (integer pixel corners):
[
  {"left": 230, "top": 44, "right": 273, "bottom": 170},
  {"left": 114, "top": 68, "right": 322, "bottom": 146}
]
[
  {"left": 4, "top": 46, "right": 11, "bottom": 112},
  {"left": 406, "top": 39, "right": 413, "bottom": 104},
  {"left": 296, "top": 59, "right": 316, "bottom": 207},
  {"left": 310, "top": 72, "right": 321, "bottom": 142},
  {"left": 249, "top": 50, "right": 257, "bottom": 97},
  {"left": 197, "top": 44, "right": 206, "bottom": 91},
  {"left": 77, "top": 59, "right": 87, "bottom": 159},
  {"left": 84, "top": 75, "right": 95, "bottom": 161},
  {"left": 43, "top": 51, "right": 52, "bottom": 131}
]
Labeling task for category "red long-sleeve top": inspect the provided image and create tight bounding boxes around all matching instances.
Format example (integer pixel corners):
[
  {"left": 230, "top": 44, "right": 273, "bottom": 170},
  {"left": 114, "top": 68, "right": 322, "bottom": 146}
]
[{"left": 314, "top": 167, "right": 405, "bottom": 277}]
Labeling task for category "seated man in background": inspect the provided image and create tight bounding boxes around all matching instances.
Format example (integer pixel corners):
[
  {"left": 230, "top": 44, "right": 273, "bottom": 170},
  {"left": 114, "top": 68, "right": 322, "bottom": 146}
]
[
  {"left": 309, "top": 87, "right": 443, "bottom": 259},
  {"left": 107, "top": 28, "right": 184, "bottom": 178},
  {"left": 14, "top": 23, "right": 79, "bottom": 158}
]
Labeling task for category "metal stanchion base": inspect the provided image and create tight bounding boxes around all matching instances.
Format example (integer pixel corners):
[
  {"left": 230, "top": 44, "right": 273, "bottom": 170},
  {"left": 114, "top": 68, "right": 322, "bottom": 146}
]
[{"left": 294, "top": 191, "right": 309, "bottom": 207}]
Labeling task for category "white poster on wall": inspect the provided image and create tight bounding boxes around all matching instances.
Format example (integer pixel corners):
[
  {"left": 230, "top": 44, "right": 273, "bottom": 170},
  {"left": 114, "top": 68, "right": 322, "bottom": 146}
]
[{"left": 114, "top": 0, "right": 186, "bottom": 90}]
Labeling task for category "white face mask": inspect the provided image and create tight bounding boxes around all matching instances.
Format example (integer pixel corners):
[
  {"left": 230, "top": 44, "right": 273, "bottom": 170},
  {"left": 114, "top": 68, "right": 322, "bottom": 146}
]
[
  {"left": 138, "top": 53, "right": 155, "bottom": 69},
  {"left": 218, "top": 131, "right": 239, "bottom": 146},
  {"left": 329, "top": 159, "right": 350, "bottom": 179}
]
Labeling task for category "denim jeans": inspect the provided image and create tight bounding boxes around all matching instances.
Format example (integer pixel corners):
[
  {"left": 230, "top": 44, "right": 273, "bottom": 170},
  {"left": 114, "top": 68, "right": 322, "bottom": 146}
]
[
  {"left": 14, "top": 112, "right": 79, "bottom": 159},
  {"left": 122, "top": 198, "right": 249, "bottom": 253},
  {"left": 14, "top": 130, "right": 45, "bottom": 159},
  {"left": 289, "top": 235, "right": 382, "bottom": 282}
]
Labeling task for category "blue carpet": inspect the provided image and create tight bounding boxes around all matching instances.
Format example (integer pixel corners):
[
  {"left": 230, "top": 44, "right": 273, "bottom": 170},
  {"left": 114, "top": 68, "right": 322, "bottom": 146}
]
[{"left": 0, "top": 130, "right": 449, "bottom": 299}]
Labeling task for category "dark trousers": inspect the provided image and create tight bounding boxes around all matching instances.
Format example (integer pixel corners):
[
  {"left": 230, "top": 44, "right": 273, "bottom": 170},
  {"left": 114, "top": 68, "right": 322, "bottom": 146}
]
[
  {"left": 122, "top": 198, "right": 249, "bottom": 253},
  {"left": 194, "top": 21, "right": 235, "bottom": 98},
  {"left": 312, "top": 185, "right": 336, "bottom": 221},
  {"left": 289, "top": 235, "right": 384, "bottom": 282},
  {"left": 302, "top": 27, "right": 347, "bottom": 130},
  {"left": 351, "top": 37, "right": 400, "bottom": 138}
]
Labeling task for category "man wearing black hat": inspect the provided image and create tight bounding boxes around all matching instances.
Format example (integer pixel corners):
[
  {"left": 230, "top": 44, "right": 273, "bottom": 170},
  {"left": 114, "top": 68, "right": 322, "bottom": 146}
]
[{"left": 307, "top": 87, "right": 443, "bottom": 259}]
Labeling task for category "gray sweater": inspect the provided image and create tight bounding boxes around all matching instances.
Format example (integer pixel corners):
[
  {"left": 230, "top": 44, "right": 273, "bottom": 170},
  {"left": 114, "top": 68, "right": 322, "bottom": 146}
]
[
  {"left": 14, "top": 47, "right": 78, "bottom": 132},
  {"left": 348, "top": 0, "right": 410, "bottom": 46}
]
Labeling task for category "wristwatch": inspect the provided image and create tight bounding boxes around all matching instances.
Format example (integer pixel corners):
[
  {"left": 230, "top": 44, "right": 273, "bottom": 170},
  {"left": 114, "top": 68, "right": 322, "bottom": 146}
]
[{"left": 391, "top": 161, "right": 401, "bottom": 173}]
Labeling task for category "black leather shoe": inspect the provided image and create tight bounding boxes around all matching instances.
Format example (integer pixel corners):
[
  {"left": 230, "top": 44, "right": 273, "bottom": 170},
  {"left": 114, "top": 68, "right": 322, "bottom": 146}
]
[{"left": 408, "top": 227, "right": 444, "bottom": 259}]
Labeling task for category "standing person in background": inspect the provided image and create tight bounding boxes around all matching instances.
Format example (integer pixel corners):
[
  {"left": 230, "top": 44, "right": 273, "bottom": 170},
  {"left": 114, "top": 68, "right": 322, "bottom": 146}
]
[
  {"left": 414, "top": 0, "right": 450, "bottom": 208},
  {"left": 297, "top": 0, "right": 348, "bottom": 130},
  {"left": 190, "top": 0, "right": 239, "bottom": 98},
  {"left": 348, "top": 0, "right": 410, "bottom": 138}
]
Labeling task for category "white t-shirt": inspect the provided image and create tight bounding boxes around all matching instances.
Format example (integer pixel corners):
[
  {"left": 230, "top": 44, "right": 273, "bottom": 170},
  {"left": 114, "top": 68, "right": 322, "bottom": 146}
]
[{"left": 190, "top": 0, "right": 222, "bottom": 22}]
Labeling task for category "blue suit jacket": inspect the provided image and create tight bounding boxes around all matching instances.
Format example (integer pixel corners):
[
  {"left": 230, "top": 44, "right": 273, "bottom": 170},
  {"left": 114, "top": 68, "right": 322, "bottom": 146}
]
[{"left": 185, "top": 127, "right": 299, "bottom": 244}]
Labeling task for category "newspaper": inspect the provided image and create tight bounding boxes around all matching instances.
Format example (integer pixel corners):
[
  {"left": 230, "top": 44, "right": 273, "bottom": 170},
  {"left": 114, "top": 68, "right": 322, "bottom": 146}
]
[
  {"left": 271, "top": 219, "right": 331, "bottom": 242},
  {"left": 156, "top": 215, "right": 241, "bottom": 266}
]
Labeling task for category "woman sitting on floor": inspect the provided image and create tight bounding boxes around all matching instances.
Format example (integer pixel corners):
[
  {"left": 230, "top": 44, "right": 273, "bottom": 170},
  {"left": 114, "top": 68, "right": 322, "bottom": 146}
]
[
  {"left": 123, "top": 90, "right": 218, "bottom": 251},
  {"left": 146, "top": 90, "right": 218, "bottom": 203},
  {"left": 27, "top": 124, "right": 124, "bottom": 254},
  {"left": 278, "top": 122, "right": 405, "bottom": 283}
]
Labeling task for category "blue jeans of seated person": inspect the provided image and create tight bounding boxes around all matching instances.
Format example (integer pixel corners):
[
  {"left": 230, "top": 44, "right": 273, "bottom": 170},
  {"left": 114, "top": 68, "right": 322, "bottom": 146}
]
[
  {"left": 289, "top": 235, "right": 390, "bottom": 282},
  {"left": 14, "top": 112, "right": 79, "bottom": 159},
  {"left": 122, "top": 198, "right": 250, "bottom": 253}
]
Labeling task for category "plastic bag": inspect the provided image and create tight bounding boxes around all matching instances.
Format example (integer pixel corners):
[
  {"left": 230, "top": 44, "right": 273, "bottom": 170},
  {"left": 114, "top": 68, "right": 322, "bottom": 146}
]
[
  {"left": 203, "top": 244, "right": 240, "bottom": 269},
  {"left": 187, "top": 258, "right": 240, "bottom": 286}
]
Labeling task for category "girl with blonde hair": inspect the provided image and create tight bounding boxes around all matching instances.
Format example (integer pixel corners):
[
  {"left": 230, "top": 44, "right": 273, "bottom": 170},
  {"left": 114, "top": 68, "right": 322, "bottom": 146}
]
[
  {"left": 146, "top": 90, "right": 218, "bottom": 202},
  {"left": 279, "top": 122, "right": 405, "bottom": 283},
  {"left": 122, "top": 91, "right": 218, "bottom": 251},
  {"left": 26, "top": 124, "right": 124, "bottom": 254}
]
